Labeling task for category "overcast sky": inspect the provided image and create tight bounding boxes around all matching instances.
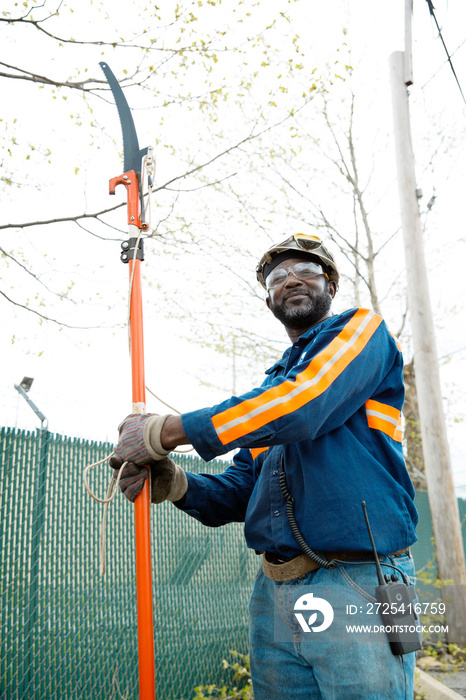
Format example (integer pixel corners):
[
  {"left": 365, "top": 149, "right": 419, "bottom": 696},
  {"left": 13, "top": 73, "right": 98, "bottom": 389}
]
[{"left": 1, "top": 0, "right": 465, "bottom": 493}]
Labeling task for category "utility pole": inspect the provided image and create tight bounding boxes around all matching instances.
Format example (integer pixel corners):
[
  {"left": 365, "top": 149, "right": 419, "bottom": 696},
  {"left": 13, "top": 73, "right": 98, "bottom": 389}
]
[{"left": 390, "top": 25, "right": 466, "bottom": 642}]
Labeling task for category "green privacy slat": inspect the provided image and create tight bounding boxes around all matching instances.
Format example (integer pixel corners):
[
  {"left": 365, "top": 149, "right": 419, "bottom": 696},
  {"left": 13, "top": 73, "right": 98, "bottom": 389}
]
[{"left": 1, "top": 428, "right": 256, "bottom": 700}]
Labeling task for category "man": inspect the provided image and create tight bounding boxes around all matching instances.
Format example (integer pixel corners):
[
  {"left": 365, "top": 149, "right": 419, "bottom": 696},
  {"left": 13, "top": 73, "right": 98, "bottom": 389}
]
[{"left": 111, "top": 233, "right": 419, "bottom": 700}]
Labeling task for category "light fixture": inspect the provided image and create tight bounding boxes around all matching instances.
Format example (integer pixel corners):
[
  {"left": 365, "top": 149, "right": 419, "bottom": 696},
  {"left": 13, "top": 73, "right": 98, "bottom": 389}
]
[
  {"left": 14, "top": 378, "right": 48, "bottom": 429},
  {"left": 20, "top": 376, "right": 34, "bottom": 393}
]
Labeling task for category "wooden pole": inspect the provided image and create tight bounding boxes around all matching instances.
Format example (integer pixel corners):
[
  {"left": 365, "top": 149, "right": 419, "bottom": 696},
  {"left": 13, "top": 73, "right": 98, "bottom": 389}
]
[
  {"left": 390, "top": 50, "right": 466, "bottom": 644},
  {"left": 404, "top": 0, "right": 413, "bottom": 86}
]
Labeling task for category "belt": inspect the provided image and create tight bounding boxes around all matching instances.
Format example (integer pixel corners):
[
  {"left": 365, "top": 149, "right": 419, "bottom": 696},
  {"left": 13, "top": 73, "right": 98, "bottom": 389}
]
[{"left": 262, "top": 549, "right": 410, "bottom": 582}]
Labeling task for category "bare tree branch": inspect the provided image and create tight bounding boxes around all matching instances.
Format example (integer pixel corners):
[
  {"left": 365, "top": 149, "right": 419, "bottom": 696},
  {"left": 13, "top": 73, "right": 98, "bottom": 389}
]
[
  {"left": 0, "top": 203, "right": 125, "bottom": 231},
  {"left": 0, "top": 245, "right": 77, "bottom": 302},
  {"left": 0, "top": 289, "right": 121, "bottom": 329},
  {"left": 0, "top": 61, "right": 108, "bottom": 91},
  {"left": 346, "top": 95, "right": 380, "bottom": 313}
]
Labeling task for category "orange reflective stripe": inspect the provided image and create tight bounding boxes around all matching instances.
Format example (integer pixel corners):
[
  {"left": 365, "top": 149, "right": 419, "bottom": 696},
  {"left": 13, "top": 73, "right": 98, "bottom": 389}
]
[
  {"left": 366, "top": 399, "right": 403, "bottom": 442},
  {"left": 212, "top": 309, "right": 382, "bottom": 446},
  {"left": 250, "top": 446, "right": 269, "bottom": 460}
]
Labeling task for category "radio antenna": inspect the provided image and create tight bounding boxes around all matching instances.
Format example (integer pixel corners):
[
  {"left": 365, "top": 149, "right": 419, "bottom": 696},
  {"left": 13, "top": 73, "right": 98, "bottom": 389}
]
[{"left": 361, "top": 501, "right": 385, "bottom": 586}]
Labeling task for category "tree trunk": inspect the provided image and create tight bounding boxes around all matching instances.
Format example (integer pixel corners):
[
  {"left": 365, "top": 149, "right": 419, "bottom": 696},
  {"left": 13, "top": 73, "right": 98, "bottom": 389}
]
[{"left": 402, "top": 359, "right": 427, "bottom": 491}]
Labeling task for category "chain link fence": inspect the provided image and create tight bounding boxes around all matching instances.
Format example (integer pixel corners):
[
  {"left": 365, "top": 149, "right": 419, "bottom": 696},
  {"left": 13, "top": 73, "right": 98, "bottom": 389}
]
[
  {"left": 1, "top": 427, "right": 258, "bottom": 699},
  {"left": 1, "top": 426, "right": 465, "bottom": 699}
]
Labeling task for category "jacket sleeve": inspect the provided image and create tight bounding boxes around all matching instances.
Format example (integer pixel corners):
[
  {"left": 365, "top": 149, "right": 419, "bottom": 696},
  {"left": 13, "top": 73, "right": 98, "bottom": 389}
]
[
  {"left": 182, "top": 308, "right": 402, "bottom": 461},
  {"left": 174, "top": 447, "right": 256, "bottom": 526}
]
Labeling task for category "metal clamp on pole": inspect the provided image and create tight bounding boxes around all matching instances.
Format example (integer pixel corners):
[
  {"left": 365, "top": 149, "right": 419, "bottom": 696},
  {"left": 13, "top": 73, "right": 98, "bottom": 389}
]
[{"left": 121, "top": 238, "right": 144, "bottom": 264}]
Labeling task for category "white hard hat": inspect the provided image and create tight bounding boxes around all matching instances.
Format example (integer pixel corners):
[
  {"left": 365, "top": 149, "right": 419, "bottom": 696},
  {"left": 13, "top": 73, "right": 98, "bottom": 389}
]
[{"left": 256, "top": 233, "right": 339, "bottom": 290}]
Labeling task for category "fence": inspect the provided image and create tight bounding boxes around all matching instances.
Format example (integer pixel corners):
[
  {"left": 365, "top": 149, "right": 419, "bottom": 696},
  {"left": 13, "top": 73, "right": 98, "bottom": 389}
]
[
  {"left": 1, "top": 427, "right": 465, "bottom": 699},
  {"left": 1, "top": 427, "right": 258, "bottom": 700}
]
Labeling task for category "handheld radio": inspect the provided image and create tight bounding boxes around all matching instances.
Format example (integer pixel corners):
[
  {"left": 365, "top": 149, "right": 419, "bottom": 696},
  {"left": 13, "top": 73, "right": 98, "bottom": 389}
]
[{"left": 361, "top": 501, "right": 421, "bottom": 655}]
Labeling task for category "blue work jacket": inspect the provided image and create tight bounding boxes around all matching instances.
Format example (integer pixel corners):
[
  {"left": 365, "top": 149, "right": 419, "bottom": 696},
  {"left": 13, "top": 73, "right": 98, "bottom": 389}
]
[{"left": 179, "top": 308, "right": 418, "bottom": 556}]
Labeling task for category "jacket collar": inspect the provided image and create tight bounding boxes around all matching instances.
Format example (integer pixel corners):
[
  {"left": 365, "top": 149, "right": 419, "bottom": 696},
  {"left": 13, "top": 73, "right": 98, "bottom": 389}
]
[{"left": 264, "top": 315, "right": 335, "bottom": 375}]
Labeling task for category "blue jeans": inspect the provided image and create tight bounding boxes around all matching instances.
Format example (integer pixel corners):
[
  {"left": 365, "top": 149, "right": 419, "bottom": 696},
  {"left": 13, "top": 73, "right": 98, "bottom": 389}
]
[{"left": 249, "top": 553, "right": 418, "bottom": 700}]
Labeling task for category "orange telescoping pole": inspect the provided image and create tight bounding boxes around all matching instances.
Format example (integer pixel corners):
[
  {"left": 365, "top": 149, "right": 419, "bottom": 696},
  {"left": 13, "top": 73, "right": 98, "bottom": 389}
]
[
  {"left": 128, "top": 254, "right": 156, "bottom": 700},
  {"left": 109, "top": 174, "right": 156, "bottom": 698},
  {"left": 100, "top": 60, "right": 156, "bottom": 697}
]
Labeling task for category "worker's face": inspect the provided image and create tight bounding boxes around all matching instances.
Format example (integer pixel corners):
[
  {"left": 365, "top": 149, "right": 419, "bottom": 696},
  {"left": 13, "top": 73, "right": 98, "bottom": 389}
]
[{"left": 266, "top": 257, "right": 336, "bottom": 331}]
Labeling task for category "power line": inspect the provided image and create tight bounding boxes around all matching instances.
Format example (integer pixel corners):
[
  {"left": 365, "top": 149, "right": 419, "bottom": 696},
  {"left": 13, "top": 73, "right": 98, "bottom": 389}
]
[
  {"left": 425, "top": 0, "right": 466, "bottom": 106},
  {"left": 421, "top": 38, "right": 466, "bottom": 92}
]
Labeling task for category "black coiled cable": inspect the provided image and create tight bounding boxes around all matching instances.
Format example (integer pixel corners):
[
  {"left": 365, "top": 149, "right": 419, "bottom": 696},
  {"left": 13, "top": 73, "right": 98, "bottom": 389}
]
[
  {"left": 278, "top": 461, "right": 412, "bottom": 583},
  {"left": 279, "top": 466, "right": 336, "bottom": 570}
]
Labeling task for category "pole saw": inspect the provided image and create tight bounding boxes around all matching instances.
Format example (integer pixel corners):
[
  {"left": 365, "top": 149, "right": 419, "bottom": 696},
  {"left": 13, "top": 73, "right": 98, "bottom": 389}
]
[{"left": 99, "top": 61, "right": 156, "bottom": 700}]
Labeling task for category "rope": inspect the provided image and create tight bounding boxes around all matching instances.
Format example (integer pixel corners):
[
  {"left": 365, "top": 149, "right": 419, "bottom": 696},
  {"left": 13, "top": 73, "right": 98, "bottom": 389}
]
[
  {"left": 127, "top": 150, "right": 154, "bottom": 351},
  {"left": 83, "top": 453, "right": 123, "bottom": 503},
  {"left": 127, "top": 228, "right": 143, "bottom": 354},
  {"left": 145, "top": 385, "right": 193, "bottom": 454},
  {"left": 83, "top": 453, "right": 127, "bottom": 575},
  {"left": 143, "top": 147, "right": 155, "bottom": 226},
  {"left": 82, "top": 386, "right": 191, "bottom": 575}
]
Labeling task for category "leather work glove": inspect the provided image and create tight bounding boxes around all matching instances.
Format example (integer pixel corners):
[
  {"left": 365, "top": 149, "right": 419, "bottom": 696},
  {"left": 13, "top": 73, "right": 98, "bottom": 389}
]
[
  {"left": 110, "top": 456, "right": 188, "bottom": 504},
  {"left": 113, "top": 413, "right": 171, "bottom": 465}
]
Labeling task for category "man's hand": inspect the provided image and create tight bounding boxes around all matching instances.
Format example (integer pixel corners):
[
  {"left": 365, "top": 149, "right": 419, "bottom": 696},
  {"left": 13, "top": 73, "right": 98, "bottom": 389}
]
[
  {"left": 155, "top": 415, "right": 190, "bottom": 451},
  {"left": 110, "top": 455, "right": 188, "bottom": 504},
  {"left": 109, "top": 458, "right": 148, "bottom": 502},
  {"left": 113, "top": 413, "right": 172, "bottom": 465},
  {"left": 113, "top": 412, "right": 190, "bottom": 468}
]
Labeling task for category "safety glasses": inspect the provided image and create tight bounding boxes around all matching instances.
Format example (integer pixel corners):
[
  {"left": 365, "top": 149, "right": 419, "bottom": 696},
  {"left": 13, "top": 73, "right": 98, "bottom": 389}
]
[{"left": 266, "top": 261, "right": 326, "bottom": 290}]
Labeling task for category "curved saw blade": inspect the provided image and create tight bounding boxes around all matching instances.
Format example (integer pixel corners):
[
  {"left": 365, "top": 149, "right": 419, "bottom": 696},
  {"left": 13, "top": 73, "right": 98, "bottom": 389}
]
[{"left": 99, "top": 62, "right": 148, "bottom": 175}]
